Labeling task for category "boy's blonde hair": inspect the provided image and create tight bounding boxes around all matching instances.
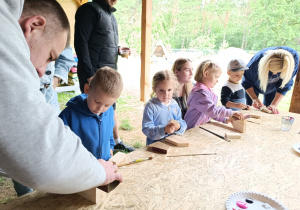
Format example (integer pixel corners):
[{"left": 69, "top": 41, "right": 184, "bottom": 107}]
[
  {"left": 258, "top": 49, "right": 295, "bottom": 92},
  {"left": 150, "top": 70, "right": 178, "bottom": 98},
  {"left": 90, "top": 66, "right": 123, "bottom": 98},
  {"left": 194, "top": 60, "right": 222, "bottom": 82}
]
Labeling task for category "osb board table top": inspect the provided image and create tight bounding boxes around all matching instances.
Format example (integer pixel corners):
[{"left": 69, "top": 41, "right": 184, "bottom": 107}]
[{"left": 2, "top": 109, "right": 300, "bottom": 210}]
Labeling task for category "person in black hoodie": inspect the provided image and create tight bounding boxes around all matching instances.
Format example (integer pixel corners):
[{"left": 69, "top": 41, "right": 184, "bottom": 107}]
[{"left": 75, "top": 0, "right": 134, "bottom": 152}]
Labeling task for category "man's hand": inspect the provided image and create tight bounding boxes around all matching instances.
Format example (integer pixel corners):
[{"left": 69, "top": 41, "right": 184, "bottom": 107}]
[
  {"left": 119, "top": 47, "right": 131, "bottom": 55},
  {"left": 53, "top": 77, "right": 61, "bottom": 89},
  {"left": 164, "top": 123, "right": 176, "bottom": 134},
  {"left": 98, "top": 159, "right": 123, "bottom": 186}
]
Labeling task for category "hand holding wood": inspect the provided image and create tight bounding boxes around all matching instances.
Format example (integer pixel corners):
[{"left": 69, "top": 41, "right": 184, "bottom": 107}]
[{"left": 98, "top": 159, "right": 123, "bottom": 185}]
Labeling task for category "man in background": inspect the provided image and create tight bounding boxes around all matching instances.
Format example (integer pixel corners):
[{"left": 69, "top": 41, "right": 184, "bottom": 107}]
[{"left": 75, "top": 0, "right": 134, "bottom": 152}]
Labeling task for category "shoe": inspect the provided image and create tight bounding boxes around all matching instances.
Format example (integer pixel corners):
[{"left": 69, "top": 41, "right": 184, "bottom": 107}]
[{"left": 114, "top": 141, "right": 135, "bottom": 152}]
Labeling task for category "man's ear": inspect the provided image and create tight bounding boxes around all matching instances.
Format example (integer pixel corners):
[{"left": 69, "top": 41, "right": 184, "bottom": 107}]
[
  {"left": 227, "top": 70, "right": 231, "bottom": 75},
  {"left": 84, "top": 83, "right": 90, "bottom": 94},
  {"left": 23, "top": 16, "right": 46, "bottom": 39}
]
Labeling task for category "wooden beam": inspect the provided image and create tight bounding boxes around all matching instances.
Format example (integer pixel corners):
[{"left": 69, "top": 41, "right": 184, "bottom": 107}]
[
  {"left": 290, "top": 66, "right": 300, "bottom": 113},
  {"left": 78, "top": 187, "right": 105, "bottom": 204},
  {"left": 140, "top": 0, "right": 152, "bottom": 102}
]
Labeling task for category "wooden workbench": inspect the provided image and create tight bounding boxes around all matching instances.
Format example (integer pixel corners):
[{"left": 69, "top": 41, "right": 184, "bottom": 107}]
[{"left": 2, "top": 109, "right": 300, "bottom": 209}]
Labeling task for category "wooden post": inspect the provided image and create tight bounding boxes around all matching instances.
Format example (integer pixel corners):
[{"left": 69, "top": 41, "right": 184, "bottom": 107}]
[
  {"left": 290, "top": 69, "right": 300, "bottom": 113},
  {"left": 140, "top": 0, "right": 152, "bottom": 102}
]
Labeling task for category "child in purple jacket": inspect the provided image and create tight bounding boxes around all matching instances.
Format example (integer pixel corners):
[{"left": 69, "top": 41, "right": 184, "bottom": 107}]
[{"left": 184, "top": 60, "right": 243, "bottom": 129}]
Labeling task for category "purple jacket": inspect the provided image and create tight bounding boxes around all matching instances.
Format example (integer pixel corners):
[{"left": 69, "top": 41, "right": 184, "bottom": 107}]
[{"left": 184, "top": 82, "right": 233, "bottom": 129}]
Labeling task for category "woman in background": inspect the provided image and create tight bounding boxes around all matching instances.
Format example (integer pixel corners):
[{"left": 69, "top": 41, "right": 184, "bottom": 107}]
[{"left": 171, "top": 58, "right": 194, "bottom": 118}]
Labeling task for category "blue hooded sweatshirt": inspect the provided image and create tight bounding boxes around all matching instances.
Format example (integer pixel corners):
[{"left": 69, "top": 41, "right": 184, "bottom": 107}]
[{"left": 59, "top": 94, "right": 115, "bottom": 161}]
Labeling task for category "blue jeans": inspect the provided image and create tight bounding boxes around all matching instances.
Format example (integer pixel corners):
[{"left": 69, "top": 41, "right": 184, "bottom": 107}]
[
  {"left": 245, "top": 88, "right": 276, "bottom": 107},
  {"left": 12, "top": 179, "right": 34, "bottom": 197}
]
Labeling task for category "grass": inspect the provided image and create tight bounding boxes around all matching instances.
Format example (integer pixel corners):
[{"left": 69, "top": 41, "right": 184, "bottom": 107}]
[
  {"left": 58, "top": 92, "right": 76, "bottom": 110},
  {"left": 133, "top": 141, "right": 143, "bottom": 149},
  {"left": 116, "top": 94, "right": 135, "bottom": 112},
  {"left": 119, "top": 118, "right": 133, "bottom": 130}
]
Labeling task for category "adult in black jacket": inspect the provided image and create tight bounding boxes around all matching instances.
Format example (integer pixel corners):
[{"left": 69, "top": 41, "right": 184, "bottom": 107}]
[{"left": 75, "top": 0, "right": 134, "bottom": 152}]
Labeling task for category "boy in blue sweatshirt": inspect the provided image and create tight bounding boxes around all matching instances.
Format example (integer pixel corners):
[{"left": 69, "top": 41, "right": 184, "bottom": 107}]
[{"left": 59, "top": 67, "right": 123, "bottom": 160}]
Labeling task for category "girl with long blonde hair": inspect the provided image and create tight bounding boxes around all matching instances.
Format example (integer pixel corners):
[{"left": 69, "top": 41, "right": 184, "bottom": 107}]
[
  {"left": 242, "top": 47, "right": 299, "bottom": 114},
  {"left": 171, "top": 58, "right": 194, "bottom": 118}
]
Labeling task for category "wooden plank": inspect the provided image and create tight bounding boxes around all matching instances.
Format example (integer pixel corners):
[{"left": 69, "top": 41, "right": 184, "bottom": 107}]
[
  {"left": 231, "top": 119, "right": 246, "bottom": 133},
  {"left": 225, "top": 132, "right": 241, "bottom": 139},
  {"left": 250, "top": 114, "right": 262, "bottom": 119},
  {"left": 148, "top": 140, "right": 170, "bottom": 154},
  {"left": 98, "top": 180, "right": 120, "bottom": 193},
  {"left": 77, "top": 187, "right": 104, "bottom": 204},
  {"left": 140, "top": 0, "right": 152, "bottom": 102},
  {"left": 164, "top": 135, "right": 189, "bottom": 147},
  {"left": 109, "top": 152, "right": 127, "bottom": 165}
]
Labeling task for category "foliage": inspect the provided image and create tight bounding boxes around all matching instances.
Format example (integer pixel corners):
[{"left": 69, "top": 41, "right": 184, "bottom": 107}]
[
  {"left": 58, "top": 92, "right": 77, "bottom": 111},
  {"left": 114, "top": 0, "right": 300, "bottom": 51}
]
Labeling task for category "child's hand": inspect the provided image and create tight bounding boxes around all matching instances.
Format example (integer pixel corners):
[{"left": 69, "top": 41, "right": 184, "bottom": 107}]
[
  {"left": 236, "top": 103, "right": 248, "bottom": 110},
  {"left": 164, "top": 123, "right": 176, "bottom": 134},
  {"left": 110, "top": 149, "right": 113, "bottom": 157},
  {"left": 252, "top": 99, "right": 263, "bottom": 109},
  {"left": 174, "top": 123, "right": 181, "bottom": 131},
  {"left": 232, "top": 111, "right": 244, "bottom": 120}
]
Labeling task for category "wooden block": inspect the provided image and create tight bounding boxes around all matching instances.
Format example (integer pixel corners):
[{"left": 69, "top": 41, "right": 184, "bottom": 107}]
[
  {"left": 149, "top": 140, "right": 171, "bottom": 154},
  {"left": 98, "top": 180, "right": 120, "bottom": 193},
  {"left": 250, "top": 114, "right": 262, "bottom": 119},
  {"left": 109, "top": 152, "right": 127, "bottom": 165},
  {"left": 78, "top": 187, "right": 103, "bottom": 204},
  {"left": 231, "top": 119, "right": 246, "bottom": 133},
  {"left": 169, "top": 119, "right": 180, "bottom": 126},
  {"left": 225, "top": 133, "right": 241, "bottom": 139},
  {"left": 164, "top": 135, "right": 189, "bottom": 147},
  {"left": 260, "top": 106, "right": 273, "bottom": 114}
]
